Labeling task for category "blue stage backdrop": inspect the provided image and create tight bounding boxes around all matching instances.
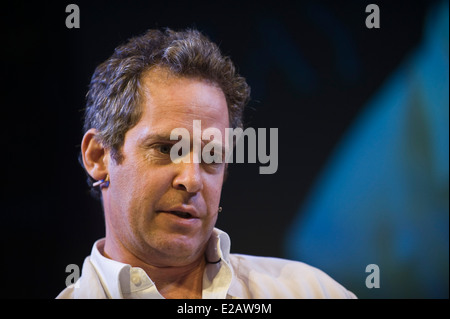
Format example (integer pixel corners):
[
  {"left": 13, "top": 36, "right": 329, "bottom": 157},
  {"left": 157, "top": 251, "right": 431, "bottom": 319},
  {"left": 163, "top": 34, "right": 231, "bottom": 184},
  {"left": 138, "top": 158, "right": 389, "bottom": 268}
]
[{"left": 285, "top": 1, "right": 449, "bottom": 298}]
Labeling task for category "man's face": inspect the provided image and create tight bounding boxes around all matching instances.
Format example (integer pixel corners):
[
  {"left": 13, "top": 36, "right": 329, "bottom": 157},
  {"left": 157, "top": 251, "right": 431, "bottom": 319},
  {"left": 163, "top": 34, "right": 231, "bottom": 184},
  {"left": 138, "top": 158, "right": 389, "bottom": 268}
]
[{"left": 103, "top": 68, "right": 229, "bottom": 267}]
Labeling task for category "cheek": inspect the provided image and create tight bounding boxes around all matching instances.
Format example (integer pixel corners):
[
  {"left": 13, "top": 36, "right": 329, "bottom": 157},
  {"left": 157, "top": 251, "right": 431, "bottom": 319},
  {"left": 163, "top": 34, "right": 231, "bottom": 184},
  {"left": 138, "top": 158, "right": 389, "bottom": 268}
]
[
  {"left": 107, "top": 166, "right": 174, "bottom": 238},
  {"left": 110, "top": 163, "right": 170, "bottom": 209},
  {"left": 203, "top": 174, "right": 224, "bottom": 209},
  {"left": 109, "top": 163, "right": 139, "bottom": 197},
  {"left": 106, "top": 167, "right": 139, "bottom": 229}
]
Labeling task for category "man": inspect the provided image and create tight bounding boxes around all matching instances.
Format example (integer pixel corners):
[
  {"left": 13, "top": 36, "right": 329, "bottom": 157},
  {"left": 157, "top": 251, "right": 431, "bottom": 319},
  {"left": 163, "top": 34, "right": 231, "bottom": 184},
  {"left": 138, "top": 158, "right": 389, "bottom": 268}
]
[{"left": 57, "top": 28, "right": 356, "bottom": 299}]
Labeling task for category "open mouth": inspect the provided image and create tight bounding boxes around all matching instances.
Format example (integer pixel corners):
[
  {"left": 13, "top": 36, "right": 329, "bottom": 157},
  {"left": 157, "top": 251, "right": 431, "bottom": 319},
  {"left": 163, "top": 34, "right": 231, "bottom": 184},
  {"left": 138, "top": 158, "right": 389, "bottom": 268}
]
[{"left": 168, "top": 211, "right": 193, "bottom": 219}]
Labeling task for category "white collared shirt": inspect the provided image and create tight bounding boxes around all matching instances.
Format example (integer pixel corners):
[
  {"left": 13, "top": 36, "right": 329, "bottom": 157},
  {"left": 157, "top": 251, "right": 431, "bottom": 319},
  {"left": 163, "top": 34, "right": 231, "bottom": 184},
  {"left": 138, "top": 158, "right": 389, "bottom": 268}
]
[{"left": 57, "top": 228, "right": 356, "bottom": 299}]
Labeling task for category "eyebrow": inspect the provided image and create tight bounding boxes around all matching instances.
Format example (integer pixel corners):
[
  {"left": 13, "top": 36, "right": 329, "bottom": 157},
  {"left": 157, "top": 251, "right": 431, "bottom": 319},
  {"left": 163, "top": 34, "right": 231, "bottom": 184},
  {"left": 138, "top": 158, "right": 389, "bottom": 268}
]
[
  {"left": 138, "top": 133, "right": 175, "bottom": 145},
  {"left": 139, "top": 131, "right": 227, "bottom": 153}
]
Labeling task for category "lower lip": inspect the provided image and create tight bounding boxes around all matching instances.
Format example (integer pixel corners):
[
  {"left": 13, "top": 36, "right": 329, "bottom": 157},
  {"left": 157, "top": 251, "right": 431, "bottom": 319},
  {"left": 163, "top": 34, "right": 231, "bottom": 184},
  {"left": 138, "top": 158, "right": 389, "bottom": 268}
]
[{"left": 158, "top": 211, "right": 201, "bottom": 229}]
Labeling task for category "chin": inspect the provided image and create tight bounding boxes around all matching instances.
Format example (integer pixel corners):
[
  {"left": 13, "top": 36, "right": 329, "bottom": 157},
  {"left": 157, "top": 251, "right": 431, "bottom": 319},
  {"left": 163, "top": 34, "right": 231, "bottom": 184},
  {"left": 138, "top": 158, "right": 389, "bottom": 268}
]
[{"left": 146, "top": 232, "right": 206, "bottom": 264}]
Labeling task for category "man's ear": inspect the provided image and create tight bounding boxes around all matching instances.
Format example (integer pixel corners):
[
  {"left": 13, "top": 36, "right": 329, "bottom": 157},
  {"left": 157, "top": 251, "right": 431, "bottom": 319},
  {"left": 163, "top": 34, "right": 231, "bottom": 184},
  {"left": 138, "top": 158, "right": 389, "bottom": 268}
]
[{"left": 81, "top": 128, "right": 109, "bottom": 181}]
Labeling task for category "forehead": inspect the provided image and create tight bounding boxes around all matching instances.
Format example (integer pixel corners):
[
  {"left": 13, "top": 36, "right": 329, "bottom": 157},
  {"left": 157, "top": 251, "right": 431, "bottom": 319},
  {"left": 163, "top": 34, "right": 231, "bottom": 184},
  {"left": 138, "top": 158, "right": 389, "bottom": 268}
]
[{"left": 137, "top": 68, "right": 230, "bottom": 133}]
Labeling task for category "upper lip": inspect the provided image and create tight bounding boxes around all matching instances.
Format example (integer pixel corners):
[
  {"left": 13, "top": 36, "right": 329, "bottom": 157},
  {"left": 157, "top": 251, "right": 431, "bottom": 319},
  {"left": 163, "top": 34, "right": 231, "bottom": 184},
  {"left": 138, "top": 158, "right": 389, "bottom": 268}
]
[{"left": 161, "top": 205, "right": 200, "bottom": 218}]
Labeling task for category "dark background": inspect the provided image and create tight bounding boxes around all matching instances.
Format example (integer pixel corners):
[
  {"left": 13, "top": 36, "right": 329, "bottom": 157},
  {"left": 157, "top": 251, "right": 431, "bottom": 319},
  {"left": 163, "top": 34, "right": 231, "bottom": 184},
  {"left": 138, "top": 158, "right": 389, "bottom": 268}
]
[{"left": 2, "top": 0, "right": 435, "bottom": 298}]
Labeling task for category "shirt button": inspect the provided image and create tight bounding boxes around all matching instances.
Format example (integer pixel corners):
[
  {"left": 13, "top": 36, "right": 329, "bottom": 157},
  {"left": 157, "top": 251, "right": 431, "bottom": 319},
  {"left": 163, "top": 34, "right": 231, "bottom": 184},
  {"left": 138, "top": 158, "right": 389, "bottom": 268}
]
[{"left": 131, "top": 275, "right": 142, "bottom": 286}]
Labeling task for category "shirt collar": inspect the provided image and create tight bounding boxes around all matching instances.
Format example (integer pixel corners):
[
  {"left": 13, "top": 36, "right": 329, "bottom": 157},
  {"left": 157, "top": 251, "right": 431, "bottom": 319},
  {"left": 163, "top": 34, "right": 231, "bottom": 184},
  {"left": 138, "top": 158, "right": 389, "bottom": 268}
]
[
  {"left": 90, "top": 227, "right": 234, "bottom": 299},
  {"left": 203, "top": 228, "right": 234, "bottom": 298},
  {"left": 90, "top": 238, "right": 163, "bottom": 299}
]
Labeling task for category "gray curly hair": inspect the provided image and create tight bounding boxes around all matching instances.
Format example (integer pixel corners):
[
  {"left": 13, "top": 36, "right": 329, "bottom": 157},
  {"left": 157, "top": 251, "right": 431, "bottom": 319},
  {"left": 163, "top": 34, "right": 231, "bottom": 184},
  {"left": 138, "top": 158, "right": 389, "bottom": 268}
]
[{"left": 80, "top": 28, "right": 250, "bottom": 198}]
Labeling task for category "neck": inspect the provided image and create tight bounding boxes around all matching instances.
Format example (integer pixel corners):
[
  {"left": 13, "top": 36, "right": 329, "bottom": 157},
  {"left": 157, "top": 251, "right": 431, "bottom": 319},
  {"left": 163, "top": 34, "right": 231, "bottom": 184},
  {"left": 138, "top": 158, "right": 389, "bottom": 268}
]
[
  {"left": 149, "top": 258, "right": 206, "bottom": 299},
  {"left": 102, "top": 237, "right": 206, "bottom": 299}
]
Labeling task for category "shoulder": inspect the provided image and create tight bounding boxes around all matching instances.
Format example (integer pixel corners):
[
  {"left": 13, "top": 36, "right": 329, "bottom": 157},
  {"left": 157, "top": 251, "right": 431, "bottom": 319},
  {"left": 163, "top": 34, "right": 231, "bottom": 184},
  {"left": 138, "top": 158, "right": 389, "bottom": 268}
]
[{"left": 228, "top": 254, "right": 356, "bottom": 299}]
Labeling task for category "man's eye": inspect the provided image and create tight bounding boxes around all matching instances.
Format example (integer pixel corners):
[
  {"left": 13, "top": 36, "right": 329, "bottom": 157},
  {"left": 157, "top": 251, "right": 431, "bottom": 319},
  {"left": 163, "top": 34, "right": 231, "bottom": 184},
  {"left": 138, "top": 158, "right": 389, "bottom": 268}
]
[{"left": 157, "top": 144, "right": 172, "bottom": 154}]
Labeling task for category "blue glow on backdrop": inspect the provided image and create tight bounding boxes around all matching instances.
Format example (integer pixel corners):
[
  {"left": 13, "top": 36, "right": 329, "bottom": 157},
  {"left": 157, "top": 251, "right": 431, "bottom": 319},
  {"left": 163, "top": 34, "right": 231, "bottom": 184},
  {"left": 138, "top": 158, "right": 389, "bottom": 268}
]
[{"left": 285, "top": 1, "right": 449, "bottom": 298}]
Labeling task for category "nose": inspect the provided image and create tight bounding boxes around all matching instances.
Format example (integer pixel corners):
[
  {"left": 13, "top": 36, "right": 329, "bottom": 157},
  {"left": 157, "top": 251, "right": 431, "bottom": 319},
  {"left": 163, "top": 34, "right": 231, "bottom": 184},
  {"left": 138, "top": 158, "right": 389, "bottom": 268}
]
[{"left": 172, "top": 160, "right": 203, "bottom": 194}]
